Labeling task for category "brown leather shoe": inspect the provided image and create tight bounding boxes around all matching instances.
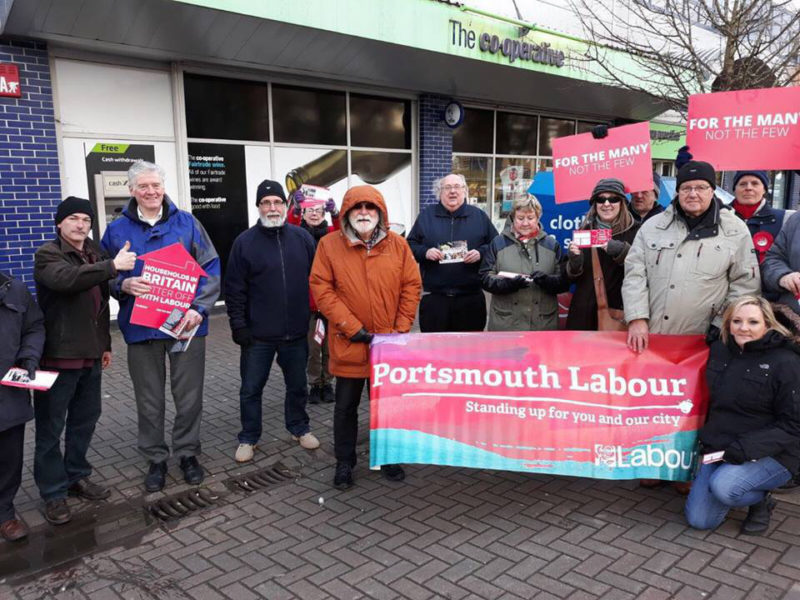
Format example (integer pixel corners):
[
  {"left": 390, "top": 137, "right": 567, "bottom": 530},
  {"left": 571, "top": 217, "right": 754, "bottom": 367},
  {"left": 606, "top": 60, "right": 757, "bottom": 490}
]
[
  {"left": 673, "top": 481, "right": 692, "bottom": 495},
  {"left": 1, "top": 518, "right": 28, "bottom": 542}
]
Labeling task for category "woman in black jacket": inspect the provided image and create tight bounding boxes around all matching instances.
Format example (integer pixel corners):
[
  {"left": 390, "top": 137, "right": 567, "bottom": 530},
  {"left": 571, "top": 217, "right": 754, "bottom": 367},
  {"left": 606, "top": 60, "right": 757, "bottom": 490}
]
[{"left": 685, "top": 295, "right": 800, "bottom": 535}]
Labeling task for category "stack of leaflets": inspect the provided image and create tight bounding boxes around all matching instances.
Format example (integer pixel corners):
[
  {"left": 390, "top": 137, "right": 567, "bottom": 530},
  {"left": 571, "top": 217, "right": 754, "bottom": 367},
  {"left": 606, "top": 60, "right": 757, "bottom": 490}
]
[
  {"left": 2, "top": 368, "right": 59, "bottom": 391},
  {"left": 159, "top": 308, "right": 199, "bottom": 353}
]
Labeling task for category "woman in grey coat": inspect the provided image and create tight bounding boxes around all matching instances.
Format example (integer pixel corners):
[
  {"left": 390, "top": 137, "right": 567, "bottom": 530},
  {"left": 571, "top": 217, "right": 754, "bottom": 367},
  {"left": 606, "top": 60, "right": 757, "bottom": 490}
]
[{"left": 479, "top": 195, "right": 568, "bottom": 332}]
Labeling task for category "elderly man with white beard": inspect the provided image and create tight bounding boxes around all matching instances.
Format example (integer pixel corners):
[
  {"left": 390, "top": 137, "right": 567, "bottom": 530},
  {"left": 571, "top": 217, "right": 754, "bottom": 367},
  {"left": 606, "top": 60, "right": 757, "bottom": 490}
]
[
  {"left": 310, "top": 185, "right": 421, "bottom": 490},
  {"left": 225, "top": 180, "right": 320, "bottom": 464}
]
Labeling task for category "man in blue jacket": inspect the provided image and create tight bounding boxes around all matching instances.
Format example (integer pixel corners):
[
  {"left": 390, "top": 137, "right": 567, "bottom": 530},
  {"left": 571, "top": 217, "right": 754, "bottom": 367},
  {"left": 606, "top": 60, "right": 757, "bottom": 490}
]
[
  {"left": 407, "top": 173, "right": 498, "bottom": 332},
  {"left": 101, "top": 161, "right": 220, "bottom": 493},
  {"left": 225, "top": 180, "right": 319, "bottom": 464}
]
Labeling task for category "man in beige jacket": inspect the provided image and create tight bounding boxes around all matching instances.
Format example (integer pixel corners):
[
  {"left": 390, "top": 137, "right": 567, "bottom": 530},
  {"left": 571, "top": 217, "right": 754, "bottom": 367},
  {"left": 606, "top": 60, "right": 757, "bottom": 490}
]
[{"left": 623, "top": 160, "right": 760, "bottom": 353}]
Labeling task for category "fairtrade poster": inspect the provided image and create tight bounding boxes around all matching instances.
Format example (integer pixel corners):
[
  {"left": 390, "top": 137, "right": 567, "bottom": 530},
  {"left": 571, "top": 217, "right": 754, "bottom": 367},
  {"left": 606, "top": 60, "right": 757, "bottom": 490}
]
[
  {"left": 686, "top": 87, "right": 800, "bottom": 170},
  {"left": 552, "top": 122, "right": 653, "bottom": 204},
  {"left": 129, "top": 243, "right": 207, "bottom": 329},
  {"left": 370, "top": 331, "right": 709, "bottom": 481}
]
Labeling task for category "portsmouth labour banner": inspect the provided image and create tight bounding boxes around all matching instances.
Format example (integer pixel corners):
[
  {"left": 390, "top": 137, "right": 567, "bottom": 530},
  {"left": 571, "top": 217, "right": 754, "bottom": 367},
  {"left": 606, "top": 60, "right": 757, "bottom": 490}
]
[{"left": 369, "top": 331, "right": 709, "bottom": 481}]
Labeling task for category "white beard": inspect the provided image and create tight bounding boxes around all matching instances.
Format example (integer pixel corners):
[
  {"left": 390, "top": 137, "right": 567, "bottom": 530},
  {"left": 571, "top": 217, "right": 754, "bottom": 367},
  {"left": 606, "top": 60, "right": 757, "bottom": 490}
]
[
  {"left": 348, "top": 212, "right": 379, "bottom": 237},
  {"left": 260, "top": 213, "right": 286, "bottom": 228}
]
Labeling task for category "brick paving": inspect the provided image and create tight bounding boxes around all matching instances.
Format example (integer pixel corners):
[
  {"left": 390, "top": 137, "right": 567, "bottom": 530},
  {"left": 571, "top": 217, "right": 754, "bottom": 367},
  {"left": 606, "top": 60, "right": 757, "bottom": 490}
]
[{"left": 1, "top": 312, "right": 799, "bottom": 599}]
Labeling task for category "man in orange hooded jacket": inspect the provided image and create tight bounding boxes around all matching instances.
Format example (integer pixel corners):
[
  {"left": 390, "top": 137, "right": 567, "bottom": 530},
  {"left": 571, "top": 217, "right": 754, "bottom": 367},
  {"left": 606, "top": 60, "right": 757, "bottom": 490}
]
[{"left": 310, "top": 185, "right": 421, "bottom": 489}]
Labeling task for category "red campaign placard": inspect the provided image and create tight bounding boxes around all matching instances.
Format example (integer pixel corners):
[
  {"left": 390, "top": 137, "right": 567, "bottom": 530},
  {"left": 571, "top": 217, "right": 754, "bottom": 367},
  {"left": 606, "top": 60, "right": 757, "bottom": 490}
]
[
  {"left": 552, "top": 122, "right": 653, "bottom": 204},
  {"left": 129, "top": 243, "right": 207, "bottom": 329},
  {"left": 686, "top": 87, "right": 800, "bottom": 170},
  {"left": 0, "top": 64, "right": 21, "bottom": 98},
  {"left": 370, "top": 331, "right": 709, "bottom": 481}
]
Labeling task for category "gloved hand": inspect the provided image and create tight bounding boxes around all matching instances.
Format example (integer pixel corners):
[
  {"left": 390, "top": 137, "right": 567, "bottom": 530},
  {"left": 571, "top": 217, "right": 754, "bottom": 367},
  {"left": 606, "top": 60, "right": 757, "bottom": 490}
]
[
  {"left": 495, "top": 275, "right": 528, "bottom": 294},
  {"left": 723, "top": 443, "right": 746, "bottom": 465},
  {"left": 705, "top": 324, "right": 721, "bottom": 346},
  {"left": 568, "top": 251, "right": 584, "bottom": 274},
  {"left": 675, "top": 145, "right": 693, "bottom": 170},
  {"left": 591, "top": 124, "right": 609, "bottom": 139},
  {"left": 531, "top": 271, "right": 567, "bottom": 295},
  {"left": 604, "top": 239, "right": 626, "bottom": 260},
  {"left": 291, "top": 204, "right": 302, "bottom": 218},
  {"left": 350, "top": 328, "right": 374, "bottom": 344},
  {"left": 19, "top": 358, "right": 37, "bottom": 379},
  {"left": 325, "top": 198, "right": 338, "bottom": 215},
  {"left": 232, "top": 328, "right": 253, "bottom": 347}
]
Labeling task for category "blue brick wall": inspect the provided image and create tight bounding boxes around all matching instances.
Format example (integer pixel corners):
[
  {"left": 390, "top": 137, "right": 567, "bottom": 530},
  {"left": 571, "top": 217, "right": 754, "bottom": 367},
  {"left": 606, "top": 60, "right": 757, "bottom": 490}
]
[
  {"left": 0, "top": 38, "right": 61, "bottom": 291},
  {"left": 419, "top": 94, "right": 453, "bottom": 208}
]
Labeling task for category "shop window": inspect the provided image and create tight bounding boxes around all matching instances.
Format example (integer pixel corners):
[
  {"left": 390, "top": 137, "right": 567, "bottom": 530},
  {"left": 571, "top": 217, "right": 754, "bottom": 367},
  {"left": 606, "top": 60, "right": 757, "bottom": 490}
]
[
  {"left": 576, "top": 121, "right": 604, "bottom": 135},
  {"left": 350, "top": 150, "right": 414, "bottom": 231},
  {"left": 453, "top": 108, "right": 493, "bottom": 154},
  {"left": 184, "top": 74, "right": 269, "bottom": 141},
  {"left": 494, "top": 157, "right": 536, "bottom": 222},
  {"left": 452, "top": 155, "right": 491, "bottom": 215},
  {"left": 539, "top": 117, "right": 576, "bottom": 156},
  {"left": 349, "top": 94, "right": 411, "bottom": 149},
  {"left": 496, "top": 112, "right": 538, "bottom": 156},
  {"left": 272, "top": 84, "right": 346, "bottom": 145}
]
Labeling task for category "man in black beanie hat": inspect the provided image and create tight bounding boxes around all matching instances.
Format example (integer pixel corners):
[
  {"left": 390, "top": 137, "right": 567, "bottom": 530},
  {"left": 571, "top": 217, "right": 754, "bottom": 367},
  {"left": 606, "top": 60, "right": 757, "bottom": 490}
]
[{"left": 32, "top": 197, "right": 137, "bottom": 525}]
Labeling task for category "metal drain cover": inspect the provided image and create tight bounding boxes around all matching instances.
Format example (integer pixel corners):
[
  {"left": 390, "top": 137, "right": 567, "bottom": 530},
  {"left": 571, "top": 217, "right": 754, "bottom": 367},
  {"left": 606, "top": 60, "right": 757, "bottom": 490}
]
[
  {"left": 224, "top": 461, "right": 298, "bottom": 492},
  {"left": 147, "top": 487, "right": 219, "bottom": 521}
]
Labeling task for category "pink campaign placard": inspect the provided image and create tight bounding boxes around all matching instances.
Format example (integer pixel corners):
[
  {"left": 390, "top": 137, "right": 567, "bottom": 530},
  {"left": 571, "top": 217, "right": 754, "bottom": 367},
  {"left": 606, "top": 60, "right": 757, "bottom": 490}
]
[
  {"left": 686, "top": 87, "right": 800, "bottom": 171},
  {"left": 552, "top": 122, "right": 652, "bottom": 204}
]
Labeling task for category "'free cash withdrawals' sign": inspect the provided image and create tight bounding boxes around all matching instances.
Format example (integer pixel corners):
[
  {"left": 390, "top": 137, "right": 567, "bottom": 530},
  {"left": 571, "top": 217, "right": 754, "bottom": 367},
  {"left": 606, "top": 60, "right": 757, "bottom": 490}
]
[
  {"left": 130, "top": 243, "right": 207, "bottom": 329},
  {"left": 686, "top": 86, "right": 800, "bottom": 171}
]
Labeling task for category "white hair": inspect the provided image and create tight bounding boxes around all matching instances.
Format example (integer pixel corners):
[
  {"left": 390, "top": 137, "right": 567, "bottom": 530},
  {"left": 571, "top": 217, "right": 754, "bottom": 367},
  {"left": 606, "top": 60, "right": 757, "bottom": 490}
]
[
  {"left": 127, "top": 160, "right": 166, "bottom": 191},
  {"left": 432, "top": 173, "right": 467, "bottom": 198}
]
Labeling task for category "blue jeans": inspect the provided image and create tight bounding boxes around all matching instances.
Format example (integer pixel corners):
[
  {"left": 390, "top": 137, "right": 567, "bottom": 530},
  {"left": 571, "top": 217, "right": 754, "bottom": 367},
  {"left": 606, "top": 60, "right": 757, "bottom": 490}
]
[
  {"left": 239, "top": 337, "right": 309, "bottom": 443},
  {"left": 33, "top": 362, "right": 102, "bottom": 501},
  {"left": 685, "top": 457, "right": 791, "bottom": 530}
]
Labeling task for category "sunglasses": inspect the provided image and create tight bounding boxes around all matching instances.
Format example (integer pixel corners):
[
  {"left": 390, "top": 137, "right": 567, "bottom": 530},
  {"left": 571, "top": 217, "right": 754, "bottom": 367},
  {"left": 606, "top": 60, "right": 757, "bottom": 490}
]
[
  {"left": 592, "top": 195, "right": 622, "bottom": 205},
  {"left": 353, "top": 202, "right": 378, "bottom": 211}
]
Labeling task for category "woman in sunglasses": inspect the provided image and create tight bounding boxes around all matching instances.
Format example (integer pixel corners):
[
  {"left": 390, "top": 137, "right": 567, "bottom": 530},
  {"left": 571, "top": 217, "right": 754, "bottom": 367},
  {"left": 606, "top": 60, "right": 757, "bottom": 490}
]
[{"left": 565, "top": 178, "right": 639, "bottom": 330}]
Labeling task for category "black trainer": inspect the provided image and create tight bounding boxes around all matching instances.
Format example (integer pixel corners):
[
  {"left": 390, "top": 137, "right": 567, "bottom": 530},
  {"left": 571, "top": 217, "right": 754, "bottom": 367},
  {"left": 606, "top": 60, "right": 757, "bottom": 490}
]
[
  {"left": 380, "top": 464, "right": 405, "bottom": 482},
  {"left": 68, "top": 477, "right": 111, "bottom": 501},
  {"left": 308, "top": 385, "right": 322, "bottom": 405},
  {"left": 43, "top": 498, "right": 72, "bottom": 526},
  {"left": 144, "top": 461, "right": 167, "bottom": 493},
  {"left": 322, "top": 384, "right": 335, "bottom": 404},
  {"left": 741, "top": 494, "right": 776, "bottom": 535},
  {"left": 333, "top": 462, "right": 353, "bottom": 490},
  {"left": 179, "top": 456, "right": 204, "bottom": 486}
]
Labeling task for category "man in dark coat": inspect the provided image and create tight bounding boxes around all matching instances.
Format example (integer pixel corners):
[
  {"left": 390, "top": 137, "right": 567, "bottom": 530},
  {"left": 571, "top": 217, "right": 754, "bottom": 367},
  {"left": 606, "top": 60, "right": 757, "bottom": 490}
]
[
  {"left": 34, "top": 197, "right": 137, "bottom": 525},
  {"left": 0, "top": 270, "right": 45, "bottom": 541},
  {"left": 407, "top": 173, "right": 498, "bottom": 332},
  {"left": 225, "top": 179, "right": 319, "bottom": 464}
]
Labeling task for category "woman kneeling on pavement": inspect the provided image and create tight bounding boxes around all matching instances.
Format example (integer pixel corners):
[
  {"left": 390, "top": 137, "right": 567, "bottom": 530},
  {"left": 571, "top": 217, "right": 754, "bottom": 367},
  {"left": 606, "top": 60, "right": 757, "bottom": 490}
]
[{"left": 685, "top": 296, "right": 800, "bottom": 535}]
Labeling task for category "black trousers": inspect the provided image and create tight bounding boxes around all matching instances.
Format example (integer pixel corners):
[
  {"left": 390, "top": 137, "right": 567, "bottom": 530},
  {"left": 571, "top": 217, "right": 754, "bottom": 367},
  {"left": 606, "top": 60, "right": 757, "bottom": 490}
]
[
  {"left": 334, "top": 376, "right": 368, "bottom": 466},
  {"left": 419, "top": 291, "right": 487, "bottom": 332},
  {"left": 0, "top": 424, "right": 25, "bottom": 522}
]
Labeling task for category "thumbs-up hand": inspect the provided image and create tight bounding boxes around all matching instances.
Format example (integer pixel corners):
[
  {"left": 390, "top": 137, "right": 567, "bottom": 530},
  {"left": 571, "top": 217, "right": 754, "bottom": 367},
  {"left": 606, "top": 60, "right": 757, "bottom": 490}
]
[{"left": 113, "top": 240, "right": 137, "bottom": 272}]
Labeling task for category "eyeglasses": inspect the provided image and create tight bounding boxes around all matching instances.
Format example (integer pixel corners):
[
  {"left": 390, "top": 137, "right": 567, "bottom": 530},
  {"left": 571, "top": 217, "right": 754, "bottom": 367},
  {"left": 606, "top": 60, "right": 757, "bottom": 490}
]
[
  {"left": 678, "top": 185, "right": 712, "bottom": 195},
  {"left": 304, "top": 207, "right": 325, "bottom": 215},
  {"left": 258, "top": 199, "right": 286, "bottom": 208},
  {"left": 442, "top": 185, "right": 465, "bottom": 192},
  {"left": 135, "top": 183, "right": 163, "bottom": 192},
  {"left": 592, "top": 195, "right": 622, "bottom": 205}
]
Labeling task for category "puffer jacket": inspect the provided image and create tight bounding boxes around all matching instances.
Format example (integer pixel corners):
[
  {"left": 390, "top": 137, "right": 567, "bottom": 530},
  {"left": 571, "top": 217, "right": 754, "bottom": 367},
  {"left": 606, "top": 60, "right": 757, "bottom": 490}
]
[
  {"left": 479, "top": 219, "right": 565, "bottom": 331},
  {"left": 763, "top": 211, "right": 800, "bottom": 315},
  {"left": 100, "top": 195, "right": 221, "bottom": 344},
  {"left": 700, "top": 331, "right": 800, "bottom": 476},
  {"left": 623, "top": 200, "right": 760, "bottom": 334},
  {"left": 34, "top": 236, "right": 114, "bottom": 359},
  {"left": 310, "top": 186, "right": 422, "bottom": 378},
  {"left": 0, "top": 272, "right": 45, "bottom": 432}
]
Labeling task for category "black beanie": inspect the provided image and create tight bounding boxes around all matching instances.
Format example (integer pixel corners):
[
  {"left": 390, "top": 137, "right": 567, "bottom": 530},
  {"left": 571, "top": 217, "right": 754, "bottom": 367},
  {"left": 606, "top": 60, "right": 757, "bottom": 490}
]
[
  {"left": 255, "top": 180, "right": 287, "bottom": 206},
  {"left": 55, "top": 196, "right": 94, "bottom": 225},
  {"left": 676, "top": 161, "right": 716, "bottom": 190}
]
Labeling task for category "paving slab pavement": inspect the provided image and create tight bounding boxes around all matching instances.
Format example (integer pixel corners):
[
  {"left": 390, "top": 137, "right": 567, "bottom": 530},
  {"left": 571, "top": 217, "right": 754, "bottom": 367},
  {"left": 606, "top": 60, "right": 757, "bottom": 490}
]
[{"left": 1, "top": 312, "right": 799, "bottom": 599}]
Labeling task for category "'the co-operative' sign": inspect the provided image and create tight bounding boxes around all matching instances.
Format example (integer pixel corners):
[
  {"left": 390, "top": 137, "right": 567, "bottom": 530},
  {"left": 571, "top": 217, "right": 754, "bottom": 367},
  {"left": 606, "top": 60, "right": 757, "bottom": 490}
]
[{"left": 449, "top": 19, "right": 566, "bottom": 67}]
